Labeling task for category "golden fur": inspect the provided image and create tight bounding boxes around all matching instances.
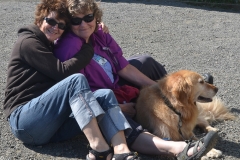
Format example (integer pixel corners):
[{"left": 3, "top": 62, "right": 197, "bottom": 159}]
[
  {"left": 197, "top": 97, "right": 236, "bottom": 133},
  {"left": 135, "top": 70, "right": 235, "bottom": 159}
]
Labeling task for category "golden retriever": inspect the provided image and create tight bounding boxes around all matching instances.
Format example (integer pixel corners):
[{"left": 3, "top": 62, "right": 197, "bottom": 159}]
[{"left": 135, "top": 70, "right": 235, "bottom": 159}]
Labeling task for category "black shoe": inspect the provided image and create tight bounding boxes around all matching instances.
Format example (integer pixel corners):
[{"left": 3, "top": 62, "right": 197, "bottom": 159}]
[
  {"left": 203, "top": 73, "right": 214, "bottom": 84},
  {"left": 86, "top": 145, "right": 113, "bottom": 160},
  {"left": 113, "top": 152, "right": 141, "bottom": 160}
]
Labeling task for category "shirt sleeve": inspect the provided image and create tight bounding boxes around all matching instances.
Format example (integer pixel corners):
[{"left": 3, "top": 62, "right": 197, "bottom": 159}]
[
  {"left": 54, "top": 32, "right": 83, "bottom": 62},
  {"left": 20, "top": 36, "right": 93, "bottom": 81}
]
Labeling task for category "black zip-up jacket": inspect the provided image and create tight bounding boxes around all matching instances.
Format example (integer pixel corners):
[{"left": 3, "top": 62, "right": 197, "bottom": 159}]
[{"left": 4, "top": 24, "right": 94, "bottom": 119}]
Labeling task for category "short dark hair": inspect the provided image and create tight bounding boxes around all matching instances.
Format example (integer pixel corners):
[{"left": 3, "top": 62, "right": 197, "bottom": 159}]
[{"left": 34, "top": 0, "right": 70, "bottom": 27}]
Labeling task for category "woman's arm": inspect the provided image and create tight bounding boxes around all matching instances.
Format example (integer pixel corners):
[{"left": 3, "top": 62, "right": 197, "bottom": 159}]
[
  {"left": 118, "top": 64, "right": 157, "bottom": 87},
  {"left": 21, "top": 37, "right": 94, "bottom": 81}
]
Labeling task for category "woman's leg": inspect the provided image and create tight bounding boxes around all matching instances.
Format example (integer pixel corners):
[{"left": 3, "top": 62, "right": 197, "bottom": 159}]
[
  {"left": 9, "top": 73, "right": 138, "bottom": 159},
  {"left": 92, "top": 89, "right": 136, "bottom": 157},
  {"left": 93, "top": 89, "right": 132, "bottom": 144},
  {"left": 83, "top": 118, "right": 113, "bottom": 160},
  {"left": 111, "top": 131, "right": 134, "bottom": 157},
  {"left": 118, "top": 55, "right": 167, "bottom": 87},
  {"left": 130, "top": 132, "right": 182, "bottom": 156},
  {"left": 131, "top": 131, "right": 217, "bottom": 159},
  {"left": 50, "top": 89, "right": 132, "bottom": 144},
  {"left": 8, "top": 74, "right": 106, "bottom": 145}
]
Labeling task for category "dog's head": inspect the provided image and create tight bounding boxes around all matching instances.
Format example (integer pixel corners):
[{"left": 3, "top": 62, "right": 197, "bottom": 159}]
[{"left": 163, "top": 70, "right": 218, "bottom": 104}]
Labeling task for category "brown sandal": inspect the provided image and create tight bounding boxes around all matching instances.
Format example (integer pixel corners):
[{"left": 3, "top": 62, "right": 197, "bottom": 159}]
[{"left": 176, "top": 131, "right": 218, "bottom": 160}]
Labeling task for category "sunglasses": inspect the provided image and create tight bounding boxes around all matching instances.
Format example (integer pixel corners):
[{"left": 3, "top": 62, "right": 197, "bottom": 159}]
[
  {"left": 71, "top": 14, "right": 95, "bottom": 25},
  {"left": 44, "top": 17, "right": 66, "bottom": 30}
]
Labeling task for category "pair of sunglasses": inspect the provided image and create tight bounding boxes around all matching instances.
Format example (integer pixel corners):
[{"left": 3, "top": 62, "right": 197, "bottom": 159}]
[
  {"left": 44, "top": 17, "right": 66, "bottom": 30},
  {"left": 71, "top": 14, "right": 95, "bottom": 25}
]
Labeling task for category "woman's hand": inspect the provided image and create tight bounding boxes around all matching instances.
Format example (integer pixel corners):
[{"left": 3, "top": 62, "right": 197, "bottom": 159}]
[
  {"left": 119, "top": 103, "right": 136, "bottom": 118},
  {"left": 100, "top": 22, "right": 109, "bottom": 33}
]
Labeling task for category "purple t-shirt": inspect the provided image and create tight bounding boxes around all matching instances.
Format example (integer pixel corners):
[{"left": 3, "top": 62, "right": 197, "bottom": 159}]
[{"left": 54, "top": 26, "right": 129, "bottom": 91}]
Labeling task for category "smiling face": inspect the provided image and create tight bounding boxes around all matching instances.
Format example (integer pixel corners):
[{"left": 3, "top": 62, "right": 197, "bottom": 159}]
[
  {"left": 71, "top": 12, "right": 96, "bottom": 43},
  {"left": 39, "top": 11, "right": 66, "bottom": 42}
]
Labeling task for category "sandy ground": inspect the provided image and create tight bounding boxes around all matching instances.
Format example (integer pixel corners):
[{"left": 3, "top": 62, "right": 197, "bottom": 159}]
[{"left": 0, "top": 0, "right": 239, "bottom": 159}]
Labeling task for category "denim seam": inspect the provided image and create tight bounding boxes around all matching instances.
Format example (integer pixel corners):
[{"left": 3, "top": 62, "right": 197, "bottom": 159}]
[
  {"left": 81, "top": 92, "right": 93, "bottom": 118},
  {"left": 37, "top": 79, "right": 89, "bottom": 104}
]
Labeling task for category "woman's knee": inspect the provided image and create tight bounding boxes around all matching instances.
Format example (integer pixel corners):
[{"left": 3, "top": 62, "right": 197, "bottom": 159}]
[
  {"left": 96, "top": 89, "right": 116, "bottom": 100},
  {"left": 141, "top": 55, "right": 156, "bottom": 65},
  {"left": 94, "top": 89, "right": 118, "bottom": 109},
  {"left": 100, "top": 89, "right": 117, "bottom": 100},
  {"left": 69, "top": 73, "right": 87, "bottom": 83},
  {"left": 67, "top": 73, "right": 90, "bottom": 89},
  {"left": 139, "top": 55, "right": 167, "bottom": 76},
  {"left": 102, "top": 89, "right": 114, "bottom": 95}
]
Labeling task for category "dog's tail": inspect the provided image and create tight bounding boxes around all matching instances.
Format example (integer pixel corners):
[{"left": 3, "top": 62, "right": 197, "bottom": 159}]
[{"left": 197, "top": 97, "right": 236, "bottom": 124}]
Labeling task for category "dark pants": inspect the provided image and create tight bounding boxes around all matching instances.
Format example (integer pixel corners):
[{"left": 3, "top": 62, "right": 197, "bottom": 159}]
[
  {"left": 119, "top": 54, "right": 167, "bottom": 146},
  {"left": 118, "top": 54, "right": 167, "bottom": 88}
]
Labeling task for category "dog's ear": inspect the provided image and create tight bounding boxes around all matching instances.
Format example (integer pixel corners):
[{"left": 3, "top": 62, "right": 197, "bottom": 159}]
[{"left": 168, "top": 75, "right": 193, "bottom": 105}]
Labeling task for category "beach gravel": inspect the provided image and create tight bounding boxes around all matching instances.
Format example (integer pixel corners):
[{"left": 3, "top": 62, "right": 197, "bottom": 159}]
[{"left": 0, "top": 0, "right": 239, "bottom": 159}]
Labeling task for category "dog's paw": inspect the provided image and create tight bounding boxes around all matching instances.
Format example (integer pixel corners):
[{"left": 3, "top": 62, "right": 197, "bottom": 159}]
[
  {"left": 206, "top": 148, "right": 222, "bottom": 158},
  {"left": 200, "top": 155, "right": 209, "bottom": 160},
  {"left": 206, "top": 126, "right": 219, "bottom": 132},
  {"left": 200, "top": 148, "right": 222, "bottom": 160}
]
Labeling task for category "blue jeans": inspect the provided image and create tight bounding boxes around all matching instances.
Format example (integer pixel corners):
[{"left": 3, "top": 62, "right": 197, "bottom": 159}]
[{"left": 8, "top": 74, "right": 131, "bottom": 145}]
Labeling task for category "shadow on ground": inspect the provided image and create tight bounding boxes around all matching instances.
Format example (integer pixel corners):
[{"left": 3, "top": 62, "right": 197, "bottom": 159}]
[
  {"left": 21, "top": 128, "right": 240, "bottom": 159},
  {"left": 23, "top": 135, "right": 89, "bottom": 159},
  {"left": 23, "top": 134, "right": 174, "bottom": 159}
]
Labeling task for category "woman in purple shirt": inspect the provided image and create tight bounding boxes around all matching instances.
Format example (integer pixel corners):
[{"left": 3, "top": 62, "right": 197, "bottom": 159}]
[{"left": 54, "top": 0, "right": 217, "bottom": 159}]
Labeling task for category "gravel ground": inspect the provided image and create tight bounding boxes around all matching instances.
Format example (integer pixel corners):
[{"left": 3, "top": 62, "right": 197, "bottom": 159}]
[{"left": 0, "top": 0, "right": 239, "bottom": 159}]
